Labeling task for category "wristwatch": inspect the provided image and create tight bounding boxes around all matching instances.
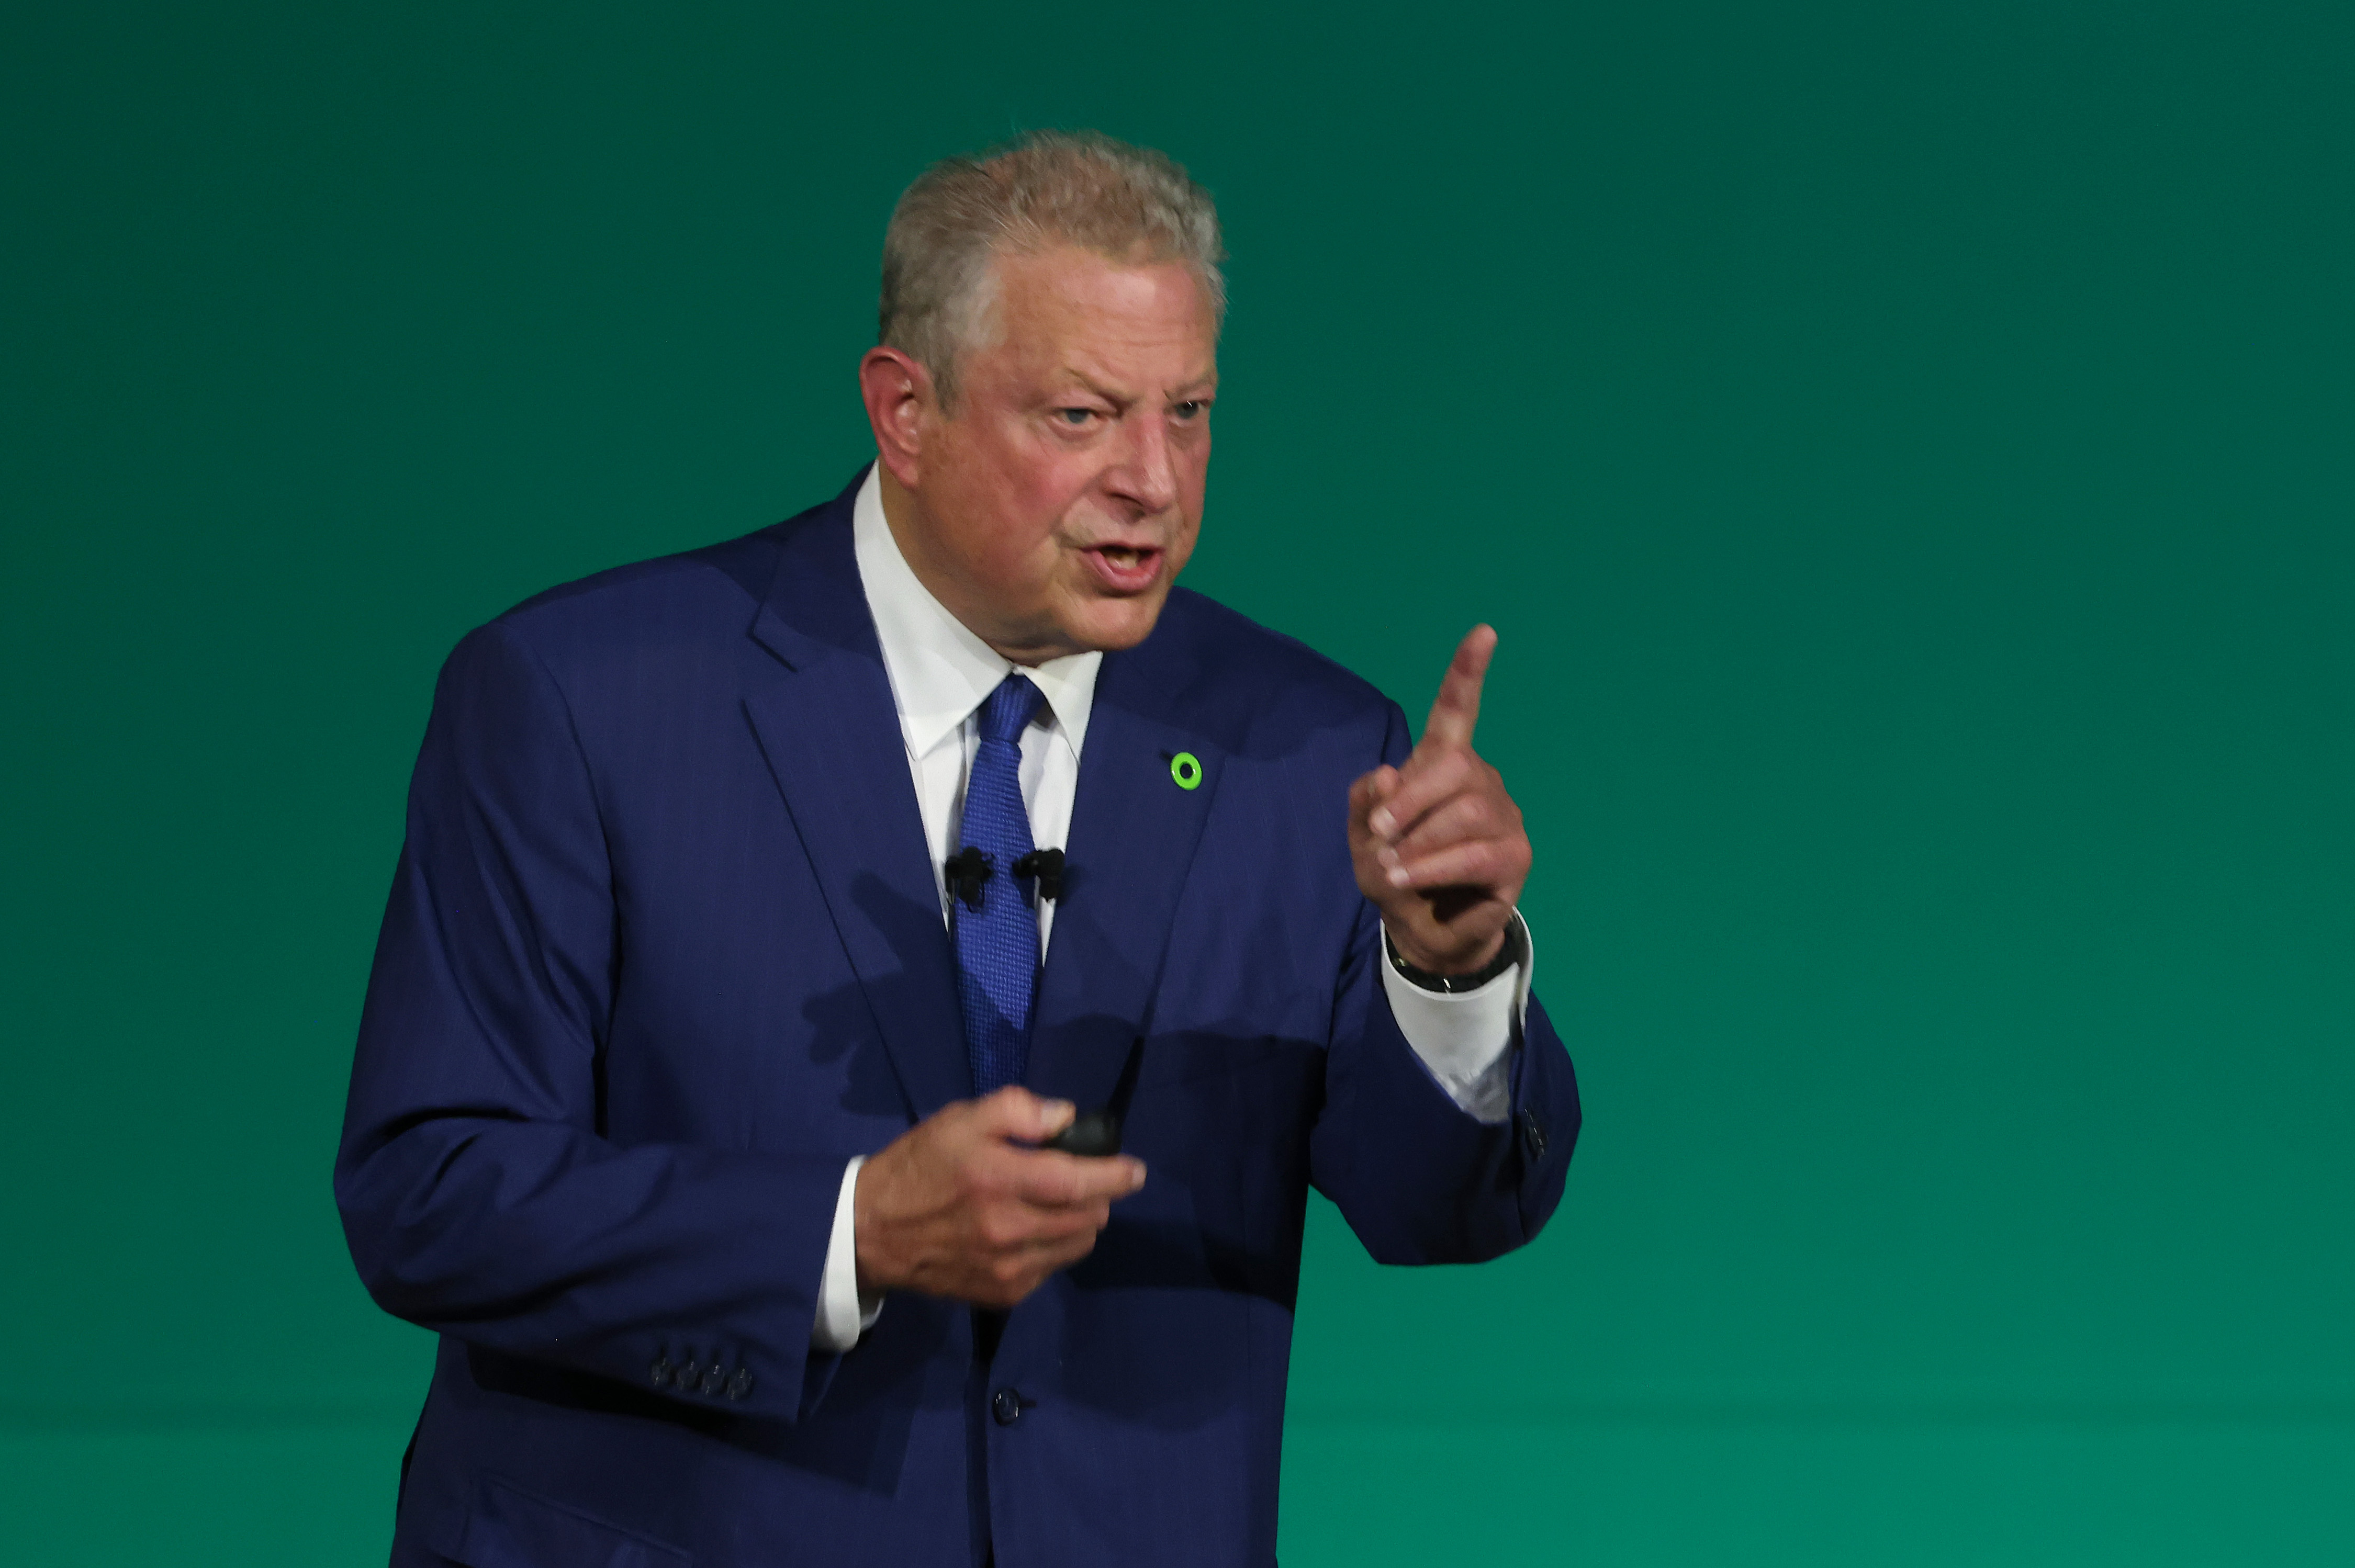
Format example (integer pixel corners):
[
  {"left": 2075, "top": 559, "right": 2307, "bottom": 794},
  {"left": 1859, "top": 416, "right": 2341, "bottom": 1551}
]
[{"left": 1383, "top": 909, "right": 1528, "bottom": 994}]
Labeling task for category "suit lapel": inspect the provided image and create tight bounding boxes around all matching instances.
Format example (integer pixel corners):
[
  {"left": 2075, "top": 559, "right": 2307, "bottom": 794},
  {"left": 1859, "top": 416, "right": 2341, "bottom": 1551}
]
[
  {"left": 741, "top": 489, "right": 970, "bottom": 1123},
  {"left": 1026, "top": 645, "right": 1224, "bottom": 1110},
  {"left": 736, "top": 483, "right": 1228, "bottom": 1123}
]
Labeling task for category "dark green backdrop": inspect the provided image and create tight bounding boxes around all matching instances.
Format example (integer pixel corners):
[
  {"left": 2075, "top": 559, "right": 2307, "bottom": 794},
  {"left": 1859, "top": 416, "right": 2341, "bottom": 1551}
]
[{"left": 4, "top": 1, "right": 2349, "bottom": 1562}]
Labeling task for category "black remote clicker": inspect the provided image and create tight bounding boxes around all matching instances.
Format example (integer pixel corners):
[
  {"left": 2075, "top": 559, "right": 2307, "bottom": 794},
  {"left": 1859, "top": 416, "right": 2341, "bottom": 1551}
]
[{"left": 1042, "top": 1036, "right": 1144, "bottom": 1157}]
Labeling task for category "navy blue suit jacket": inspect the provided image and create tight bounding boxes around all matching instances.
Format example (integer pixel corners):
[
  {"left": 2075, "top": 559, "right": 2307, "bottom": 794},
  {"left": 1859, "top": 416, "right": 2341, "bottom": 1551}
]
[{"left": 338, "top": 473, "right": 1580, "bottom": 1567}]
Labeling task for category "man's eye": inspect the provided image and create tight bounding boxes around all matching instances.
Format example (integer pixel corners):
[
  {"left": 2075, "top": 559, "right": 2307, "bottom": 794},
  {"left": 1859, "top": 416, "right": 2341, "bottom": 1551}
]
[
  {"left": 1055, "top": 408, "right": 1095, "bottom": 426},
  {"left": 1173, "top": 400, "right": 1207, "bottom": 420}
]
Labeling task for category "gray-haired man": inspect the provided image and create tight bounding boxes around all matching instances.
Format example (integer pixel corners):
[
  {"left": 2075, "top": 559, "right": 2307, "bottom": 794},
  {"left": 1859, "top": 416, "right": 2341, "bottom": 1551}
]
[{"left": 340, "top": 131, "right": 1580, "bottom": 1567}]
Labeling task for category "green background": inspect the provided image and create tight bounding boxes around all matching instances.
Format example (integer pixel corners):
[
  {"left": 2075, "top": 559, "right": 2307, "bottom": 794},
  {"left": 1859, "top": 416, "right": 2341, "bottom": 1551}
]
[{"left": 4, "top": 1, "right": 2350, "bottom": 1561}]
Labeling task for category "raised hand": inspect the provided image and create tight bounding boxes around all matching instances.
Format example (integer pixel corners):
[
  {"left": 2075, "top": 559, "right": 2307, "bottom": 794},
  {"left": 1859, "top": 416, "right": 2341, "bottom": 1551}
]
[
  {"left": 1347, "top": 625, "right": 1530, "bottom": 974},
  {"left": 854, "top": 1086, "right": 1148, "bottom": 1308}
]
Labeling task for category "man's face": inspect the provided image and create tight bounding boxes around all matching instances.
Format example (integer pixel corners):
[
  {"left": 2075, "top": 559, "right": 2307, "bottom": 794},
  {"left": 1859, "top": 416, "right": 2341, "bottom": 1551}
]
[{"left": 885, "top": 246, "right": 1218, "bottom": 664}]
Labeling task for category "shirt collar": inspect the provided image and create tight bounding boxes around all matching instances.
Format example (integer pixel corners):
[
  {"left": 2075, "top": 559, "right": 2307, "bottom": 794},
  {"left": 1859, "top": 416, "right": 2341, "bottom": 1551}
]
[{"left": 851, "top": 463, "right": 1101, "bottom": 762}]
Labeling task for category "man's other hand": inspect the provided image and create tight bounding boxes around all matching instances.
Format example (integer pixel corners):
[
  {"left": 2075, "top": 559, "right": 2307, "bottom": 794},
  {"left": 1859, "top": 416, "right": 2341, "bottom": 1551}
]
[
  {"left": 1348, "top": 624, "right": 1531, "bottom": 975},
  {"left": 854, "top": 1086, "right": 1147, "bottom": 1308}
]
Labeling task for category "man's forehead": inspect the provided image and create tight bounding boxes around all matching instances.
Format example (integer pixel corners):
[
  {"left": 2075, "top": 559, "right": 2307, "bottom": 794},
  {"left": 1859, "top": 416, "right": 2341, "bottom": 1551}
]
[
  {"left": 1042, "top": 354, "right": 1218, "bottom": 400},
  {"left": 960, "top": 247, "right": 1215, "bottom": 399}
]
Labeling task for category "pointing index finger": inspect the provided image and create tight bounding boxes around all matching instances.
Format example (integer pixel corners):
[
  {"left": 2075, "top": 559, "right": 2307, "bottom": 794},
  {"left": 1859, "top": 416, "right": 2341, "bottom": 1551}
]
[{"left": 1419, "top": 625, "right": 1498, "bottom": 753}]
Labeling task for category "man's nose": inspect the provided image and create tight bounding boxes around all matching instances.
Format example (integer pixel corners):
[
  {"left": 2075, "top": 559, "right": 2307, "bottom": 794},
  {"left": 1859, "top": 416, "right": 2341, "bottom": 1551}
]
[{"left": 1105, "top": 412, "right": 1180, "bottom": 516}]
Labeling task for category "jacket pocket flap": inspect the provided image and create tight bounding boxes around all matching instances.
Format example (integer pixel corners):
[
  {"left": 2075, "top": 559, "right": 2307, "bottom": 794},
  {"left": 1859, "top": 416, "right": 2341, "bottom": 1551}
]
[{"left": 457, "top": 1477, "right": 691, "bottom": 1568}]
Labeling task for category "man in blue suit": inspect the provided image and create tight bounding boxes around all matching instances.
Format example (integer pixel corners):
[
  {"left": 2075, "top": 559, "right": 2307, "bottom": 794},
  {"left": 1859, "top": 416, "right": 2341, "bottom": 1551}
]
[{"left": 338, "top": 131, "right": 1579, "bottom": 1567}]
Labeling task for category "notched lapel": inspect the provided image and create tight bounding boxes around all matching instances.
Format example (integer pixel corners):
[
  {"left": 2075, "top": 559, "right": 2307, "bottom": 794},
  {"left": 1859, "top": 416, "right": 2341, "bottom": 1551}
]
[
  {"left": 1027, "top": 661, "right": 1225, "bottom": 1111},
  {"left": 740, "top": 503, "right": 969, "bottom": 1124}
]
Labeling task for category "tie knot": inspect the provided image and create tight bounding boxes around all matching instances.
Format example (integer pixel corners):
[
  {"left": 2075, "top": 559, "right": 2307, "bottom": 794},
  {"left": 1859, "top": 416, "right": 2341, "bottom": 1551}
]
[{"left": 977, "top": 674, "right": 1046, "bottom": 747}]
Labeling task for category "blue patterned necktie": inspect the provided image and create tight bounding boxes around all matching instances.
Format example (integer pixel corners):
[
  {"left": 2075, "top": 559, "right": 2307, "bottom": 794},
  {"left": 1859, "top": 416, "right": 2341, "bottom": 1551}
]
[{"left": 954, "top": 674, "right": 1048, "bottom": 1097}]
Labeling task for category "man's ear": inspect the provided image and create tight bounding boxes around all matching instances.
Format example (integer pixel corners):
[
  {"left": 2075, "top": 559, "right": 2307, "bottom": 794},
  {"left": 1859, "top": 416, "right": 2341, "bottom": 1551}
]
[{"left": 860, "top": 346, "right": 937, "bottom": 489}]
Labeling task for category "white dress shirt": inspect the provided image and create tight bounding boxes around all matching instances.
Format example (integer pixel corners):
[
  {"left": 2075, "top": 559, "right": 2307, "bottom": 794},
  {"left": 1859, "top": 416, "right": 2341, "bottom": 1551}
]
[{"left": 813, "top": 466, "right": 1531, "bottom": 1349}]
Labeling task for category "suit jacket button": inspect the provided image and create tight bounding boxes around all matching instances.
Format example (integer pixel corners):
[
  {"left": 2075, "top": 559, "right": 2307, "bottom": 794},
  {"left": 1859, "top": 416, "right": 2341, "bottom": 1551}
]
[
  {"left": 727, "top": 1368, "right": 755, "bottom": 1401},
  {"left": 675, "top": 1358, "right": 701, "bottom": 1390},
  {"left": 991, "top": 1387, "right": 1026, "bottom": 1426},
  {"left": 1520, "top": 1109, "right": 1547, "bottom": 1161},
  {"left": 648, "top": 1356, "right": 673, "bottom": 1387},
  {"left": 700, "top": 1364, "right": 727, "bottom": 1396}
]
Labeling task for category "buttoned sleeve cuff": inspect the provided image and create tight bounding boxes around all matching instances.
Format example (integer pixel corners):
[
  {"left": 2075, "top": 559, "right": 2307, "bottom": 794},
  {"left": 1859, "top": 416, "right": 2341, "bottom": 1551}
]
[
  {"left": 1379, "top": 912, "right": 1534, "bottom": 1125},
  {"left": 812, "top": 1156, "right": 885, "bottom": 1352}
]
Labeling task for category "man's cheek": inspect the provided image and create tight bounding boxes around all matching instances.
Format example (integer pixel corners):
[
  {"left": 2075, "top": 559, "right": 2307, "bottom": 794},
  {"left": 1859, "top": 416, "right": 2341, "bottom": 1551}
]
[{"left": 1165, "top": 532, "right": 1200, "bottom": 581}]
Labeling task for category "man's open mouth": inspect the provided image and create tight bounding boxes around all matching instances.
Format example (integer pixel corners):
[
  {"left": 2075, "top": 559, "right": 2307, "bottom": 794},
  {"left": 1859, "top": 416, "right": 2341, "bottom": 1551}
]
[{"left": 1081, "top": 544, "right": 1164, "bottom": 594}]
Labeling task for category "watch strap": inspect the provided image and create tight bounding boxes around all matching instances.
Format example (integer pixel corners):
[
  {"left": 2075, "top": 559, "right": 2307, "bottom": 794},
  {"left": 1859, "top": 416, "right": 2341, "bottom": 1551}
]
[{"left": 1384, "top": 909, "right": 1528, "bottom": 994}]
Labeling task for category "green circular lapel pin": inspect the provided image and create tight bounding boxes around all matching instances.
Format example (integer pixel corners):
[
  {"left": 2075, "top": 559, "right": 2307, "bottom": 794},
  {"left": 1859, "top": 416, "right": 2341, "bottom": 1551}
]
[{"left": 1169, "top": 751, "right": 1203, "bottom": 791}]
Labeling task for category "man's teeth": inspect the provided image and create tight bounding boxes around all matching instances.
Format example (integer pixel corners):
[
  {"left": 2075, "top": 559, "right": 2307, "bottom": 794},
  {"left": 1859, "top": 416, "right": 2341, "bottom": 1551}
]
[{"left": 1101, "top": 547, "right": 1144, "bottom": 566}]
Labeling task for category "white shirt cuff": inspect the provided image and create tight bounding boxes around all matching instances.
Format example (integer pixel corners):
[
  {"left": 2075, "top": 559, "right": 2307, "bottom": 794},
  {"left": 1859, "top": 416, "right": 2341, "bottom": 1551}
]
[
  {"left": 1379, "top": 913, "right": 1534, "bottom": 1125},
  {"left": 813, "top": 1155, "right": 885, "bottom": 1352}
]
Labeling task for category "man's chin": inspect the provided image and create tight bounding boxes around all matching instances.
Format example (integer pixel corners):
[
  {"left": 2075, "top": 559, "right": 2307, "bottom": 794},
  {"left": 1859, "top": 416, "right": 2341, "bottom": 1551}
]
[{"left": 1059, "top": 588, "right": 1171, "bottom": 655}]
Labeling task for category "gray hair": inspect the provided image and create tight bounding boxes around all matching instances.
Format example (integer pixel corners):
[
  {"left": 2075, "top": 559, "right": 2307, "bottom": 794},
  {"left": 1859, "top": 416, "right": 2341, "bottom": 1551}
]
[{"left": 879, "top": 131, "right": 1226, "bottom": 407}]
